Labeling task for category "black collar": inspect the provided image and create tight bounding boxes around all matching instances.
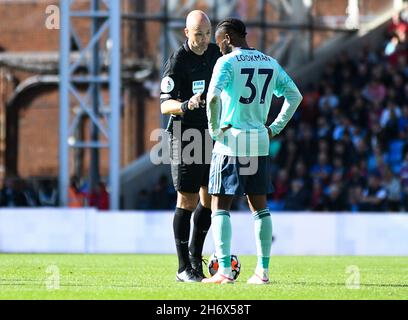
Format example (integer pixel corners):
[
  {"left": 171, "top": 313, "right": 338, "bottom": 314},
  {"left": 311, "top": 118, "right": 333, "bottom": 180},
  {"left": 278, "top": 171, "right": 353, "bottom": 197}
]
[
  {"left": 183, "top": 40, "right": 207, "bottom": 57},
  {"left": 237, "top": 47, "right": 256, "bottom": 51},
  {"left": 183, "top": 40, "right": 191, "bottom": 53}
]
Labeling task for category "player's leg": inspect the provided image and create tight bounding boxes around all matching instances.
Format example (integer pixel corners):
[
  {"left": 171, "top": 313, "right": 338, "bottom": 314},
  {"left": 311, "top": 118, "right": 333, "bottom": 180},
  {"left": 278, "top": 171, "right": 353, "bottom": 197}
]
[
  {"left": 245, "top": 156, "right": 273, "bottom": 284},
  {"left": 202, "top": 154, "right": 241, "bottom": 284},
  {"left": 189, "top": 186, "right": 212, "bottom": 278},
  {"left": 246, "top": 194, "right": 271, "bottom": 284},
  {"left": 202, "top": 194, "right": 235, "bottom": 284}
]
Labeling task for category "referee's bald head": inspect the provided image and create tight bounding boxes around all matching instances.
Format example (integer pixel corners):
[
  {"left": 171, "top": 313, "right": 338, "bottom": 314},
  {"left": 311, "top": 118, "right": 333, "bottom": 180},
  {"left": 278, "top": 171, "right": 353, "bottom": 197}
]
[
  {"left": 186, "top": 10, "right": 211, "bottom": 29},
  {"left": 185, "top": 10, "right": 212, "bottom": 56}
]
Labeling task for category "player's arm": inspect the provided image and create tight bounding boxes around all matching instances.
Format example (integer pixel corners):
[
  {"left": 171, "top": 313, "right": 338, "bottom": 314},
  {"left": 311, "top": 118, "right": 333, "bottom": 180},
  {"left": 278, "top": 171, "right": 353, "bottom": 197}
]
[
  {"left": 207, "top": 58, "right": 232, "bottom": 140},
  {"left": 268, "top": 66, "right": 303, "bottom": 137}
]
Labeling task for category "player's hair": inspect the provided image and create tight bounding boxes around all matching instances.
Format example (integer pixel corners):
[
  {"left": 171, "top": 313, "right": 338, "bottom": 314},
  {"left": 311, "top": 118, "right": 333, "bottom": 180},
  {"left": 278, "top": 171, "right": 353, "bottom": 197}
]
[{"left": 216, "top": 18, "right": 247, "bottom": 38}]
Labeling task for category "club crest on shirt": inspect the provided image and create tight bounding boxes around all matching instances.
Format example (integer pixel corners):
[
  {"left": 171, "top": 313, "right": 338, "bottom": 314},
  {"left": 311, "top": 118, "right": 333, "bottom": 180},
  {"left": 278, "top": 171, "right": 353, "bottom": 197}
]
[
  {"left": 192, "top": 80, "right": 205, "bottom": 95},
  {"left": 161, "top": 76, "right": 175, "bottom": 93}
]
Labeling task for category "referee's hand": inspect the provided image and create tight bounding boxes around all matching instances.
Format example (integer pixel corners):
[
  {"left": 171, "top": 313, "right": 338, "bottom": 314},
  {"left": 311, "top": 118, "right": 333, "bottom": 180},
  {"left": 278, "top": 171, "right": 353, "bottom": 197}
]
[{"left": 188, "top": 92, "right": 203, "bottom": 110}]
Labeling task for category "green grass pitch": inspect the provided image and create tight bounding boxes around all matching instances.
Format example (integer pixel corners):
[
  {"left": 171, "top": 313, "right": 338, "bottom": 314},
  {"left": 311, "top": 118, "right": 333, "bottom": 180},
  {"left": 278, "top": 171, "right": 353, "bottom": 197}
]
[{"left": 0, "top": 254, "right": 407, "bottom": 300}]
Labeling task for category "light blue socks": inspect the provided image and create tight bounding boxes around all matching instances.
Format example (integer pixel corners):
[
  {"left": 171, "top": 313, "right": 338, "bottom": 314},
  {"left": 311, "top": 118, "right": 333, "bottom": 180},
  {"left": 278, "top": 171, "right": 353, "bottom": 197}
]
[
  {"left": 253, "top": 209, "right": 272, "bottom": 270},
  {"left": 211, "top": 210, "right": 232, "bottom": 275}
]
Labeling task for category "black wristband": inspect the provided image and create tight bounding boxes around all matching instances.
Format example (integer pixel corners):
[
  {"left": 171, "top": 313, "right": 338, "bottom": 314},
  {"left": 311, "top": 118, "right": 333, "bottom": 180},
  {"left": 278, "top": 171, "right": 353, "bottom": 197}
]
[
  {"left": 199, "top": 100, "right": 206, "bottom": 108},
  {"left": 181, "top": 100, "right": 189, "bottom": 113}
]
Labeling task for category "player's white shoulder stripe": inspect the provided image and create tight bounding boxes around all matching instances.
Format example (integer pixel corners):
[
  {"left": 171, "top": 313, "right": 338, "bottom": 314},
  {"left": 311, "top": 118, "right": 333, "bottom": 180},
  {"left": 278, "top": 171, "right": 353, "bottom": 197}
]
[{"left": 161, "top": 76, "right": 175, "bottom": 93}]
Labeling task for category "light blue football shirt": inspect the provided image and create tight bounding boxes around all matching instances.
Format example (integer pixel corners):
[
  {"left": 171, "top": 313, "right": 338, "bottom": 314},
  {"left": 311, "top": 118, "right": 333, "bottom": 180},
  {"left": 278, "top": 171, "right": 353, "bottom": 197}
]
[{"left": 207, "top": 48, "right": 302, "bottom": 156}]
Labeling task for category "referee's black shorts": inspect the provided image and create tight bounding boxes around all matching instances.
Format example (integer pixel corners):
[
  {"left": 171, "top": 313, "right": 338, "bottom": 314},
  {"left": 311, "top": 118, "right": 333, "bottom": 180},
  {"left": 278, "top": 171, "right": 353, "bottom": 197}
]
[{"left": 169, "top": 124, "right": 213, "bottom": 193}]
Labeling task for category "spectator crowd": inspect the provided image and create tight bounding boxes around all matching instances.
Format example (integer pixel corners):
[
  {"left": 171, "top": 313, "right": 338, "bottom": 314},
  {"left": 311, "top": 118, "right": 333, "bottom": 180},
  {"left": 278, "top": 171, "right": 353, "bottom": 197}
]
[
  {"left": 1, "top": 13, "right": 408, "bottom": 213},
  {"left": 266, "top": 11, "right": 408, "bottom": 212}
]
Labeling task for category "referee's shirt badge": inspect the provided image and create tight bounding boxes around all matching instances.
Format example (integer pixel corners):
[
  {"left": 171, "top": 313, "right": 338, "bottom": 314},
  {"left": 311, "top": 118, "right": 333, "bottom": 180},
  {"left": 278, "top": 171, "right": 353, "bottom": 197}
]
[
  {"left": 161, "top": 76, "right": 175, "bottom": 93},
  {"left": 192, "top": 80, "right": 205, "bottom": 95}
]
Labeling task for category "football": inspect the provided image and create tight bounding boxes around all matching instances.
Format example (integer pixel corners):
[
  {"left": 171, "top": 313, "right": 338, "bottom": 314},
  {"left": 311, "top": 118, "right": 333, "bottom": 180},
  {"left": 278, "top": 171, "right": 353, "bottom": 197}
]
[{"left": 208, "top": 253, "right": 241, "bottom": 280}]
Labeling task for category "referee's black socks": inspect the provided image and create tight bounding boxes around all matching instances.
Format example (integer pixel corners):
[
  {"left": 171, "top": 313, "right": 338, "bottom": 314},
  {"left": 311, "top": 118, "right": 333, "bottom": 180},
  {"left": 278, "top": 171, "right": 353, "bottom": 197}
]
[
  {"left": 173, "top": 207, "right": 192, "bottom": 273},
  {"left": 189, "top": 203, "right": 212, "bottom": 258}
]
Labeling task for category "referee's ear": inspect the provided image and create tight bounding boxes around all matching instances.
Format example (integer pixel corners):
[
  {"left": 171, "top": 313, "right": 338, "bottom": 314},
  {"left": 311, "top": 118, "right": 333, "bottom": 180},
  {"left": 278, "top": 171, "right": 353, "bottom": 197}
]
[{"left": 184, "top": 27, "right": 189, "bottom": 39}]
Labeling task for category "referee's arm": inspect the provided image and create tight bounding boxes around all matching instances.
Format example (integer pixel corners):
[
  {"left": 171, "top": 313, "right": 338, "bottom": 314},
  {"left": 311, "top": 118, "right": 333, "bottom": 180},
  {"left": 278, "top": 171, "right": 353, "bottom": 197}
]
[
  {"left": 160, "top": 55, "right": 185, "bottom": 115},
  {"left": 160, "top": 56, "right": 202, "bottom": 115},
  {"left": 161, "top": 99, "right": 184, "bottom": 116}
]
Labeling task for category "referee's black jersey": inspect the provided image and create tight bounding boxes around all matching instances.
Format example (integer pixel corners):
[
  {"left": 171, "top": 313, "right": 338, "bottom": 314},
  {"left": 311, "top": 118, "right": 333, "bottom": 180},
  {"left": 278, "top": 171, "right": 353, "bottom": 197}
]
[{"left": 160, "top": 41, "right": 222, "bottom": 128}]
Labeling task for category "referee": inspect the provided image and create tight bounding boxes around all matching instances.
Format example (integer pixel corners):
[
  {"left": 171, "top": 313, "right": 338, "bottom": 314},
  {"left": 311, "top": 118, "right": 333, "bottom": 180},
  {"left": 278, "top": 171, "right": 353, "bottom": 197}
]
[{"left": 160, "top": 10, "right": 222, "bottom": 282}]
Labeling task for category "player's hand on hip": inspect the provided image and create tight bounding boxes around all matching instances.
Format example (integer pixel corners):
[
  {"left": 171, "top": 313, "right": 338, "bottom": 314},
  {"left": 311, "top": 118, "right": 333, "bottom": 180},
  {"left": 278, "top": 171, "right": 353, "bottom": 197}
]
[
  {"left": 221, "top": 124, "right": 232, "bottom": 133},
  {"left": 266, "top": 126, "right": 273, "bottom": 140},
  {"left": 188, "top": 92, "right": 203, "bottom": 110}
]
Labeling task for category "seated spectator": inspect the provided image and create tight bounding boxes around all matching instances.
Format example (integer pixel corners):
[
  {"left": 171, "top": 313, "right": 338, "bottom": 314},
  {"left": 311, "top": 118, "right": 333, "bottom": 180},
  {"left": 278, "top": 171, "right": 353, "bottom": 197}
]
[
  {"left": 323, "top": 183, "right": 348, "bottom": 212},
  {"left": 89, "top": 182, "right": 109, "bottom": 211},
  {"left": 277, "top": 140, "right": 298, "bottom": 178},
  {"left": 332, "top": 157, "right": 345, "bottom": 178},
  {"left": 293, "top": 160, "right": 312, "bottom": 189},
  {"left": 359, "top": 172, "right": 388, "bottom": 212},
  {"left": 310, "top": 152, "right": 333, "bottom": 186},
  {"left": 299, "top": 84, "right": 320, "bottom": 125},
  {"left": 318, "top": 84, "right": 339, "bottom": 110},
  {"left": 0, "top": 177, "right": 28, "bottom": 207},
  {"left": 68, "top": 176, "right": 84, "bottom": 208},
  {"left": 349, "top": 95, "right": 368, "bottom": 128},
  {"left": 338, "top": 83, "right": 354, "bottom": 114},
  {"left": 316, "top": 117, "right": 332, "bottom": 140},
  {"left": 353, "top": 62, "right": 369, "bottom": 89},
  {"left": 398, "top": 105, "right": 408, "bottom": 134},
  {"left": 38, "top": 180, "right": 58, "bottom": 207},
  {"left": 349, "top": 124, "right": 366, "bottom": 148},
  {"left": 400, "top": 152, "right": 408, "bottom": 211},
  {"left": 310, "top": 178, "right": 324, "bottom": 211},
  {"left": 362, "top": 79, "right": 386, "bottom": 104},
  {"left": 348, "top": 185, "right": 363, "bottom": 212},
  {"left": 353, "top": 139, "right": 369, "bottom": 164},
  {"left": 332, "top": 114, "right": 352, "bottom": 141},
  {"left": 20, "top": 180, "right": 38, "bottom": 207},
  {"left": 284, "top": 179, "right": 309, "bottom": 211},
  {"left": 367, "top": 145, "right": 388, "bottom": 174},
  {"left": 383, "top": 166, "right": 402, "bottom": 211},
  {"left": 345, "top": 164, "right": 367, "bottom": 188},
  {"left": 268, "top": 169, "right": 289, "bottom": 211},
  {"left": 380, "top": 100, "right": 401, "bottom": 129},
  {"left": 297, "top": 123, "right": 316, "bottom": 167}
]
